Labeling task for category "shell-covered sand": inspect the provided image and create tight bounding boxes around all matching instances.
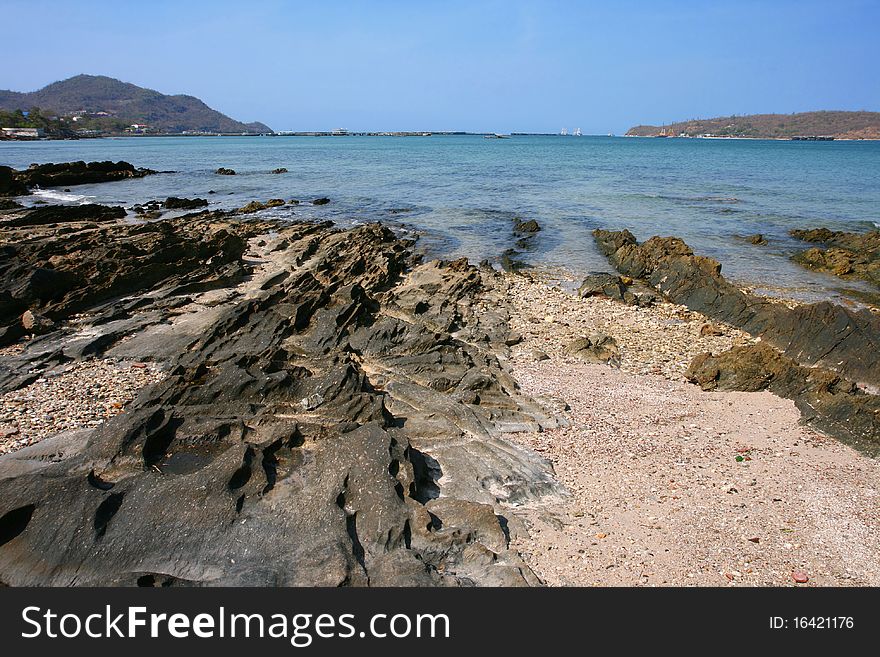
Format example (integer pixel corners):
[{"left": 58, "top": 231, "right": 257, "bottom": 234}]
[{"left": 502, "top": 271, "right": 880, "bottom": 586}]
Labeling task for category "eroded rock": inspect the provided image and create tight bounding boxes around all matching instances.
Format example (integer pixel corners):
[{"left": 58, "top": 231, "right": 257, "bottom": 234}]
[{"left": 0, "top": 210, "right": 564, "bottom": 586}]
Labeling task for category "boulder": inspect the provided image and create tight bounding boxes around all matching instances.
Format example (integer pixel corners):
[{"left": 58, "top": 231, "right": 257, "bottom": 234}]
[
  {"left": 20, "top": 310, "right": 54, "bottom": 334},
  {"left": 271, "top": 168, "right": 288, "bottom": 174},
  {"left": 215, "top": 167, "right": 236, "bottom": 175},
  {"left": 746, "top": 233, "right": 767, "bottom": 246},
  {"left": 577, "top": 272, "right": 657, "bottom": 307},
  {"left": 0, "top": 166, "right": 29, "bottom": 197},
  {"left": 312, "top": 197, "right": 331, "bottom": 205},
  {"left": 563, "top": 333, "right": 620, "bottom": 366}
]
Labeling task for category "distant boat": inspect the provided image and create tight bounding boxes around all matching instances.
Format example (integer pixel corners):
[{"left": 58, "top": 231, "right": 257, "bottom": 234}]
[
  {"left": 573, "top": 128, "right": 582, "bottom": 136},
  {"left": 484, "top": 133, "right": 509, "bottom": 139},
  {"left": 560, "top": 128, "right": 568, "bottom": 136}
]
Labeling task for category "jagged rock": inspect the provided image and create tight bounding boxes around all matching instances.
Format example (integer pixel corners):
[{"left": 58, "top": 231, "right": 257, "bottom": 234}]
[
  {"left": 687, "top": 344, "right": 880, "bottom": 454},
  {"left": 790, "top": 228, "right": 880, "bottom": 289},
  {"left": 164, "top": 197, "right": 208, "bottom": 210},
  {"left": 593, "top": 228, "right": 880, "bottom": 388},
  {"left": 312, "top": 197, "right": 330, "bottom": 205},
  {"left": 513, "top": 218, "right": 541, "bottom": 234},
  {"left": 746, "top": 233, "right": 767, "bottom": 245},
  {"left": 0, "top": 206, "right": 250, "bottom": 347},
  {"left": 700, "top": 323, "right": 724, "bottom": 336},
  {"left": 13, "top": 161, "right": 155, "bottom": 190},
  {"left": 215, "top": 167, "right": 236, "bottom": 175},
  {"left": 531, "top": 349, "right": 549, "bottom": 361},
  {"left": 0, "top": 212, "right": 565, "bottom": 586},
  {"left": 563, "top": 334, "right": 620, "bottom": 366},
  {"left": 271, "top": 168, "right": 288, "bottom": 174}
]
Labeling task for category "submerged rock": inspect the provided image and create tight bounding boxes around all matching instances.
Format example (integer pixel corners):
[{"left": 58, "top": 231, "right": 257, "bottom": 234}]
[
  {"left": 237, "top": 199, "right": 286, "bottom": 214},
  {"left": 271, "top": 168, "right": 288, "bottom": 174},
  {"left": 215, "top": 167, "right": 236, "bottom": 175},
  {"left": 746, "top": 233, "right": 767, "bottom": 246},
  {"left": 513, "top": 218, "right": 541, "bottom": 234},
  {"left": 0, "top": 198, "right": 24, "bottom": 211},
  {"left": 312, "top": 197, "right": 331, "bottom": 205}
]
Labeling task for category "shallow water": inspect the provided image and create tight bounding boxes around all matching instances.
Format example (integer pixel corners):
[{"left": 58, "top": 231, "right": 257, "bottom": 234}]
[{"left": 2, "top": 134, "right": 878, "bottom": 302}]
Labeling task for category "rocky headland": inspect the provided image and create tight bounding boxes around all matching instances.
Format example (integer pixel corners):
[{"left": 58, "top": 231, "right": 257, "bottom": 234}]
[{"left": 0, "top": 166, "right": 878, "bottom": 587}]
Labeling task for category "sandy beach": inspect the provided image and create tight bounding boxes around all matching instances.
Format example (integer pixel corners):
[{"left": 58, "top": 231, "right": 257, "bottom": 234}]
[{"left": 501, "top": 271, "right": 880, "bottom": 586}]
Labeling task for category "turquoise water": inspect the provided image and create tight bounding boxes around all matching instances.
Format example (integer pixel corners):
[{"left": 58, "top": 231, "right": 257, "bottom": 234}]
[{"left": 2, "top": 135, "right": 879, "bottom": 300}]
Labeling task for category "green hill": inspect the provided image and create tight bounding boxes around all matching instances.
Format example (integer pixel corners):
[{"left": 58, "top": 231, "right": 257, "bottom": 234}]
[
  {"left": 0, "top": 74, "right": 272, "bottom": 135},
  {"left": 626, "top": 111, "right": 880, "bottom": 139}
]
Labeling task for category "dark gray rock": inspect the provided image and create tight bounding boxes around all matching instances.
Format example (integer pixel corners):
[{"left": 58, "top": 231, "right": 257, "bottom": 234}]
[
  {"left": 164, "top": 197, "right": 208, "bottom": 210},
  {"left": 0, "top": 215, "right": 565, "bottom": 586}
]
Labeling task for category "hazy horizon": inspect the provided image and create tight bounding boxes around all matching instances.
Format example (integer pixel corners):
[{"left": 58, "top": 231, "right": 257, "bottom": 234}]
[{"left": 2, "top": 0, "right": 878, "bottom": 134}]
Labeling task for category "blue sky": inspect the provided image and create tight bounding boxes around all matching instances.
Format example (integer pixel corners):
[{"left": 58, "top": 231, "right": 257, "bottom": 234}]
[{"left": 2, "top": 0, "right": 878, "bottom": 133}]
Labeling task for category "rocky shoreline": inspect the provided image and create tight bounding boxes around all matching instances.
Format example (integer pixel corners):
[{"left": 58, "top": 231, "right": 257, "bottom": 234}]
[{"left": 0, "top": 164, "right": 878, "bottom": 586}]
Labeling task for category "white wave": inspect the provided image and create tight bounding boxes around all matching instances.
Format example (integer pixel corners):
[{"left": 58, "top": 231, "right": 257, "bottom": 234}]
[{"left": 31, "top": 188, "right": 93, "bottom": 204}]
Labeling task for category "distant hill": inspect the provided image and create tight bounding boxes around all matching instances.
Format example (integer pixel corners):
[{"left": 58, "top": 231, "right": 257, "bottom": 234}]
[
  {"left": 0, "top": 75, "right": 272, "bottom": 134},
  {"left": 626, "top": 111, "right": 880, "bottom": 139}
]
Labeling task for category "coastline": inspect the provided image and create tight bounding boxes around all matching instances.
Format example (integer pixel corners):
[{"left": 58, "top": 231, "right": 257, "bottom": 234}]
[{"left": 1, "top": 161, "right": 878, "bottom": 586}]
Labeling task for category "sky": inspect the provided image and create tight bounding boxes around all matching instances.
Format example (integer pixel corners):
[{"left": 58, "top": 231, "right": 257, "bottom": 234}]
[{"left": 2, "top": 0, "right": 879, "bottom": 134}]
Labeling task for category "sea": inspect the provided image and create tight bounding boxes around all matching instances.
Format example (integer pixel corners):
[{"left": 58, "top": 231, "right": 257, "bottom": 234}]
[{"left": 2, "top": 134, "right": 879, "bottom": 303}]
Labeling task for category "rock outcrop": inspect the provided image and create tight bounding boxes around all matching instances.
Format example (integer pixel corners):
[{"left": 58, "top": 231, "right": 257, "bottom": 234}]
[
  {"left": 687, "top": 344, "right": 880, "bottom": 455},
  {"left": 593, "top": 228, "right": 880, "bottom": 449},
  {"left": 592, "top": 229, "right": 880, "bottom": 388},
  {"left": 164, "top": 197, "right": 208, "bottom": 210},
  {"left": 0, "top": 205, "right": 564, "bottom": 586},
  {"left": 9, "top": 161, "right": 155, "bottom": 193},
  {"left": 790, "top": 227, "right": 880, "bottom": 290}
]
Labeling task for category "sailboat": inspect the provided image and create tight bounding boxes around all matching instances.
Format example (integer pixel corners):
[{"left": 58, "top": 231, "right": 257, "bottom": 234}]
[
  {"left": 573, "top": 128, "right": 582, "bottom": 136},
  {"left": 560, "top": 128, "right": 568, "bottom": 136}
]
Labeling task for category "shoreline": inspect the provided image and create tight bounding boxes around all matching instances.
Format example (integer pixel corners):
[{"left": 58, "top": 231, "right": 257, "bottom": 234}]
[
  {"left": 1, "top": 172, "right": 878, "bottom": 585},
  {"left": 498, "top": 269, "right": 880, "bottom": 586}
]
